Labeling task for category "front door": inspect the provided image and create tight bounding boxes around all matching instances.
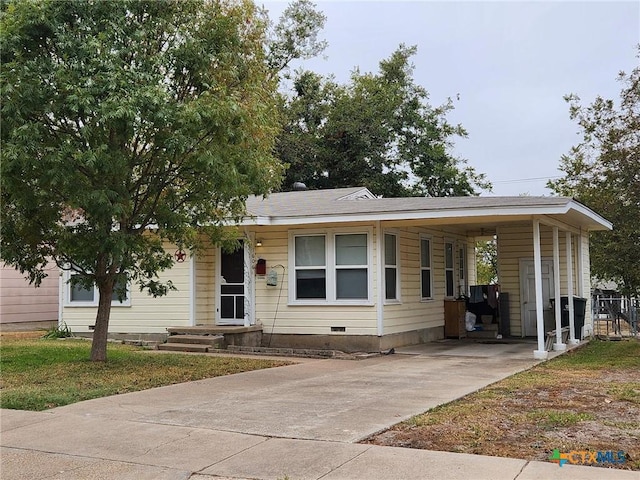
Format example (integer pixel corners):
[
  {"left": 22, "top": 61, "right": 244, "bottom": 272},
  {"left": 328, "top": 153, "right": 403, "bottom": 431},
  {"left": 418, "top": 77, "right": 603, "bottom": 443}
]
[
  {"left": 218, "top": 241, "right": 247, "bottom": 326},
  {"left": 520, "top": 259, "right": 554, "bottom": 336}
]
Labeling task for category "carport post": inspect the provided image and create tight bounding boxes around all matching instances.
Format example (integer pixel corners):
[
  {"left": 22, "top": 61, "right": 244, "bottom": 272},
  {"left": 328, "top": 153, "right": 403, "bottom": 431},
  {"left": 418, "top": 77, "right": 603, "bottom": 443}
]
[
  {"left": 553, "top": 227, "right": 566, "bottom": 351},
  {"left": 533, "top": 220, "right": 548, "bottom": 359},
  {"left": 566, "top": 232, "right": 578, "bottom": 345}
]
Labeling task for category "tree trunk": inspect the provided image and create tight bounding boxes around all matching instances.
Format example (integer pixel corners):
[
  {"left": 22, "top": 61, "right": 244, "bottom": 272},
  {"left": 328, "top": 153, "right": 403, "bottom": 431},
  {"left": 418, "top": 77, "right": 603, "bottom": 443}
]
[{"left": 90, "top": 282, "right": 114, "bottom": 362}]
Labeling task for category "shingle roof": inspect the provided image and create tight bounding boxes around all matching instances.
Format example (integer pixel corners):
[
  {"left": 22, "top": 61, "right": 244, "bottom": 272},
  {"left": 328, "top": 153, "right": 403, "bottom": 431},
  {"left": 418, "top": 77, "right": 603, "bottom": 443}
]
[{"left": 243, "top": 187, "right": 612, "bottom": 231}]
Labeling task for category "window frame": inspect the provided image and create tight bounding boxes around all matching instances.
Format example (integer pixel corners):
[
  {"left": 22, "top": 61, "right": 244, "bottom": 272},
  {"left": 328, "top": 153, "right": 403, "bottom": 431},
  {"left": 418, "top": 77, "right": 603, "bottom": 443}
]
[
  {"left": 288, "top": 227, "right": 373, "bottom": 306},
  {"left": 444, "top": 239, "right": 455, "bottom": 298},
  {"left": 64, "top": 270, "right": 131, "bottom": 307},
  {"left": 383, "top": 230, "right": 401, "bottom": 304},
  {"left": 458, "top": 243, "right": 467, "bottom": 298},
  {"left": 420, "top": 234, "right": 433, "bottom": 301},
  {"left": 293, "top": 234, "right": 327, "bottom": 300}
]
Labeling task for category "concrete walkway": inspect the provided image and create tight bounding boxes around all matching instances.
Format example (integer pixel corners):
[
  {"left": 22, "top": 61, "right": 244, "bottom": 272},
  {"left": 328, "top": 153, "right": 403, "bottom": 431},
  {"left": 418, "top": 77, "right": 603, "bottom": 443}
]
[{"left": 1, "top": 340, "right": 635, "bottom": 479}]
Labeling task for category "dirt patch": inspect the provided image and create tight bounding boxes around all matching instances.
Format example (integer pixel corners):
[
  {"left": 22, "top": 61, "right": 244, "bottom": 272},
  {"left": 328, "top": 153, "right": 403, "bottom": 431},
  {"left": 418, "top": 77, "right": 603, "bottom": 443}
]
[{"left": 364, "top": 341, "right": 640, "bottom": 470}]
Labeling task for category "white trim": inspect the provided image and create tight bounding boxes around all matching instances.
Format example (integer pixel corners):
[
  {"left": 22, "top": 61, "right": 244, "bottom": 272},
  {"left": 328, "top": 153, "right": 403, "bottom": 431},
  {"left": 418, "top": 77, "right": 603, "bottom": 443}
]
[
  {"left": 444, "top": 238, "right": 455, "bottom": 299},
  {"left": 376, "top": 222, "right": 384, "bottom": 336},
  {"left": 189, "top": 254, "right": 196, "bottom": 326},
  {"left": 215, "top": 240, "right": 248, "bottom": 326},
  {"left": 383, "top": 229, "right": 401, "bottom": 304},
  {"left": 336, "top": 188, "right": 377, "bottom": 201},
  {"left": 532, "top": 220, "right": 548, "bottom": 359},
  {"left": 458, "top": 242, "right": 467, "bottom": 298},
  {"left": 58, "top": 270, "right": 64, "bottom": 327},
  {"left": 288, "top": 227, "right": 374, "bottom": 306},
  {"left": 419, "top": 234, "right": 434, "bottom": 301},
  {"left": 241, "top": 200, "right": 612, "bottom": 231}
]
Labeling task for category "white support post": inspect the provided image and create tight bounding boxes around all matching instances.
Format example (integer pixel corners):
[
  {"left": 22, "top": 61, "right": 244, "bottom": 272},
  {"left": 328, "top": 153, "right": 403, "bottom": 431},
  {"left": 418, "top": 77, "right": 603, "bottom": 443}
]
[
  {"left": 376, "top": 221, "right": 384, "bottom": 337},
  {"left": 189, "top": 253, "right": 196, "bottom": 327},
  {"left": 566, "top": 232, "right": 578, "bottom": 345},
  {"left": 553, "top": 227, "right": 566, "bottom": 351},
  {"left": 533, "top": 220, "right": 548, "bottom": 359}
]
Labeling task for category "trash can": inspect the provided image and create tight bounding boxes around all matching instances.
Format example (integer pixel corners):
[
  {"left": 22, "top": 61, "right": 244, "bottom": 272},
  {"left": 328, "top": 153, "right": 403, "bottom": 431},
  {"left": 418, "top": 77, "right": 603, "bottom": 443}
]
[
  {"left": 573, "top": 297, "right": 587, "bottom": 339},
  {"left": 550, "top": 296, "right": 587, "bottom": 339}
]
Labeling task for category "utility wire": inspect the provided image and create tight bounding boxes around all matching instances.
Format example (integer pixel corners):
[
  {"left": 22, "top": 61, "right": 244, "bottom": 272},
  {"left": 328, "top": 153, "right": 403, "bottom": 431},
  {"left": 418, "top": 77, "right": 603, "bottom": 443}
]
[{"left": 492, "top": 175, "right": 563, "bottom": 184}]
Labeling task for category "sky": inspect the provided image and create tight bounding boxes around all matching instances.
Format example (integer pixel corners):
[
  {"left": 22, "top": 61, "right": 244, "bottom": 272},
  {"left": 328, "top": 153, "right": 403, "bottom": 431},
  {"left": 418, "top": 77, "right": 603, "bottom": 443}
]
[{"left": 263, "top": 1, "right": 639, "bottom": 196}]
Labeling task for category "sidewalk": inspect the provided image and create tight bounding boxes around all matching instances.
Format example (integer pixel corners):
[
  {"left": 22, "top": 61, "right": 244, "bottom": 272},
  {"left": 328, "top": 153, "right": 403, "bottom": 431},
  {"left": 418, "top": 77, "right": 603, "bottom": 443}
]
[{"left": 1, "top": 341, "right": 636, "bottom": 479}]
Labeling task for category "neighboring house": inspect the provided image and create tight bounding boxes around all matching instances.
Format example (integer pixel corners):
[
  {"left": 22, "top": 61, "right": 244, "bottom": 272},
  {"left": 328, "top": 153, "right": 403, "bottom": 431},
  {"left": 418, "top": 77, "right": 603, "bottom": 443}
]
[
  {"left": 59, "top": 187, "right": 612, "bottom": 358},
  {"left": 0, "top": 262, "right": 59, "bottom": 331}
]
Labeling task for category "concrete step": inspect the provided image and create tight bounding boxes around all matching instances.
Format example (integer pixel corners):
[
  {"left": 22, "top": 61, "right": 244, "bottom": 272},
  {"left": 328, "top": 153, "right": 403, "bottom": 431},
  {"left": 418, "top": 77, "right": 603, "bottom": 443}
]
[
  {"left": 168, "top": 334, "right": 224, "bottom": 346},
  {"left": 467, "top": 330, "right": 499, "bottom": 339},
  {"left": 477, "top": 323, "right": 499, "bottom": 331},
  {"left": 157, "top": 343, "right": 210, "bottom": 353}
]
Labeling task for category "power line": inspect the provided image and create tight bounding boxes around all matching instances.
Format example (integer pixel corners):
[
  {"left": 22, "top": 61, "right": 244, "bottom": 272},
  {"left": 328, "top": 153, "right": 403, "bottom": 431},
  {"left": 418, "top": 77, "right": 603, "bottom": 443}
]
[{"left": 492, "top": 175, "right": 563, "bottom": 184}]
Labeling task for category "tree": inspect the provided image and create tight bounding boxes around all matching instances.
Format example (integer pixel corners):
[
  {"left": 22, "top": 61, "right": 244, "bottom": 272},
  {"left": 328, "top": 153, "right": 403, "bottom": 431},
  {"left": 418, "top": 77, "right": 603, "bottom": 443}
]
[
  {"left": 277, "top": 45, "right": 490, "bottom": 197},
  {"left": 1, "top": 0, "right": 285, "bottom": 361},
  {"left": 265, "top": 0, "right": 327, "bottom": 77},
  {"left": 548, "top": 48, "right": 640, "bottom": 299},
  {"left": 475, "top": 239, "right": 498, "bottom": 285}
]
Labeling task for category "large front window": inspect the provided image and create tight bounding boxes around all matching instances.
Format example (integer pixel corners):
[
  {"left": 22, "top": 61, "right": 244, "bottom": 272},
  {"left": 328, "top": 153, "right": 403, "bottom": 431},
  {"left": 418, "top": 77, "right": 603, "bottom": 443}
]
[
  {"left": 294, "top": 235, "right": 326, "bottom": 299},
  {"left": 335, "top": 234, "right": 368, "bottom": 299},
  {"left": 66, "top": 272, "right": 130, "bottom": 307},
  {"left": 291, "top": 230, "right": 370, "bottom": 303}
]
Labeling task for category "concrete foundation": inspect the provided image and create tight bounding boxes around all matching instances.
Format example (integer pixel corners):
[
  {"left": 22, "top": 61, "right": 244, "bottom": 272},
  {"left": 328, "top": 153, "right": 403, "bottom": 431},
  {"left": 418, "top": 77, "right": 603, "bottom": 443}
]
[{"left": 263, "top": 326, "right": 444, "bottom": 353}]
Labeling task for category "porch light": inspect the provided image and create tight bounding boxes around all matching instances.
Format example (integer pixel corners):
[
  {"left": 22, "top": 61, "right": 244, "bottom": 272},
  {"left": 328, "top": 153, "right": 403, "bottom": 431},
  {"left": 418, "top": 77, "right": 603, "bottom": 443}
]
[{"left": 256, "top": 240, "right": 263, "bottom": 247}]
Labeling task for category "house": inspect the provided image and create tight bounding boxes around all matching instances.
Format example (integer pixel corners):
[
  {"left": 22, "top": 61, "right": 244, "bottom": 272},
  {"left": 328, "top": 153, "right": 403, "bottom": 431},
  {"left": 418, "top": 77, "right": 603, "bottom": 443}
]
[
  {"left": 1, "top": 262, "right": 59, "bottom": 331},
  {"left": 59, "top": 187, "right": 612, "bottom": 358}
]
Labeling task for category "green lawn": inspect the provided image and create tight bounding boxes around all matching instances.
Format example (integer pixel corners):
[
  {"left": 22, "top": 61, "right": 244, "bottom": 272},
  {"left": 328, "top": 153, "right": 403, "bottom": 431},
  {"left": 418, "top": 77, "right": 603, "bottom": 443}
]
[{"left": 0, "top": 336, "right": 290, "bottom": 411}]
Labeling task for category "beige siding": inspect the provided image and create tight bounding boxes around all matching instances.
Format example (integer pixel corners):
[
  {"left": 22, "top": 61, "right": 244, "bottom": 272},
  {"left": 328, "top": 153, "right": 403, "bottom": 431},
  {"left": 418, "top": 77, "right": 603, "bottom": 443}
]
[
  {"left": 497, "top": 223, "right": 582, "bottom": 337},
  {"left": 253, "top": 224, "right": 377, "bottom": 336},
  {"left": 382, "top": 226, "right": 468, "bottom": 336},
  {"left": 0, "top": 263, "right": 59, "bottom": 324},
  {"left": 61, "top": 243, "right": 191, "bottom": 334},
  {"left": 466, "top": 238, "right": 478, "bottom": 289}
]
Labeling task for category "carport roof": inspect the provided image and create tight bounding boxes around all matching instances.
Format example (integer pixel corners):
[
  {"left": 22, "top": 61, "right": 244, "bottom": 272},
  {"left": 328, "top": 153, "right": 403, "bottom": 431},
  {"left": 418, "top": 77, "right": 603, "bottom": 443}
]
[{"left": 243, "top": 187, "right": 612, "bottom": 231}]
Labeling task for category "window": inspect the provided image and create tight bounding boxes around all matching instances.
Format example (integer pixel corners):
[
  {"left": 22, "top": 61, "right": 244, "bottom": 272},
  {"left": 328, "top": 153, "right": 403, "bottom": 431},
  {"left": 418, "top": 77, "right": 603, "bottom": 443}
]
[
  {"left": 66, "top": 272, "right": 130, "bottom": 307},
  {"left": 291, "top": 230, "right": 371, "bottom": 304},
  {"left": 420, "top": 236, "right": 432, "bottom": 300},
  {"left": 458, "top": 245, "right": 467, "bottom": 297},
  {"left": 445, "top": 241, "right": 455, "bottom": 298},
  {"left": 294, "top": 235, "right": 326, "bottom": 299},
  {"left": 384, "top": 233, "right": 399, "bottom": 301},
  {"left": 335, "top": 234, "right": 368, "bottom": 299}
]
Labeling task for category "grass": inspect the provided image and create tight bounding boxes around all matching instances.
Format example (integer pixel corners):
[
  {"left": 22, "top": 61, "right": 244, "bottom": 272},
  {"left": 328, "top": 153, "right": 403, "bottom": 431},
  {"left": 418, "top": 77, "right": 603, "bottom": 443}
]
[
  {"left": 0, "top": 335, "right": 290, "bottom": 411},
  {"left": 367, "top": 339, "right": 640, "bottom": 470}
]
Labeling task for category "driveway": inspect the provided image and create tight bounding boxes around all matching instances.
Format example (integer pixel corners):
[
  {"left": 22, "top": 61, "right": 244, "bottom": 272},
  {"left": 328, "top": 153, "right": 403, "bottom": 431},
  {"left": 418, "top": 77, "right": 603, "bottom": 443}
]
[
  {"left": 4, "top": 340, "right": 631, "bottom": 480},
  {"left": 50, "top": 340, "right": 540, "bottom": 442}
]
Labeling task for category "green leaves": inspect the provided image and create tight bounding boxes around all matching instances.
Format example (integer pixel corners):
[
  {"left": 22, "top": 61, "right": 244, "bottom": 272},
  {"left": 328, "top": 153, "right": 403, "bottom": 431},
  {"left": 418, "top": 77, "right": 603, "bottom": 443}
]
[
  {"left": 277, "top": 45, "right": 490, "bottom": 197},
  {"left": 549, "top": 47, "right": 640, "bottom": 298},
  {"left": 1, "top": 0, "right": 283, "bottom": 360}
]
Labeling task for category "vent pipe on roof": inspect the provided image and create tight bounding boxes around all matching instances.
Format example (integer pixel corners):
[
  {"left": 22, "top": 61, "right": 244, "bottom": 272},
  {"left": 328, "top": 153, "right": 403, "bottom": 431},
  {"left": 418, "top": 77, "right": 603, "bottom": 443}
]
[{"left": 292, "top": 182, "right": 307, "bottom": 191}]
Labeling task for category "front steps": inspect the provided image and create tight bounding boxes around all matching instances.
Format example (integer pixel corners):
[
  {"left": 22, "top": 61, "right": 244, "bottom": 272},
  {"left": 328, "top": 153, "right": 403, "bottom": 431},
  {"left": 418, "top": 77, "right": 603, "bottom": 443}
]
[
  {"left": 158, "top": 325, "right": 262, "bottom": 353},
  {"left": 157, "top": 334, "right": 224, "bottom": 353},
  {"left": 467, "top": 323, "right": 499, "bottom": 339}
]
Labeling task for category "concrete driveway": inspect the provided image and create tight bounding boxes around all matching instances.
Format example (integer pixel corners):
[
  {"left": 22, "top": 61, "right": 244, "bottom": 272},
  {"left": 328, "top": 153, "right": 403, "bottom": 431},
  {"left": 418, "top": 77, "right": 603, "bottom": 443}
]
[{"left": 2, "top": 340, "right": 635, "bottom": 479}]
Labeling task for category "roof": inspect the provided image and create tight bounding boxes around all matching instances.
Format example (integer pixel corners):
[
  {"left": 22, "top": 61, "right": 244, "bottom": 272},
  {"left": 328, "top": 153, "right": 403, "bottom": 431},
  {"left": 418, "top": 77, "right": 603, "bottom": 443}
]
[{"left": 243, "top": 187, "right": 613, "bottom": 231}]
